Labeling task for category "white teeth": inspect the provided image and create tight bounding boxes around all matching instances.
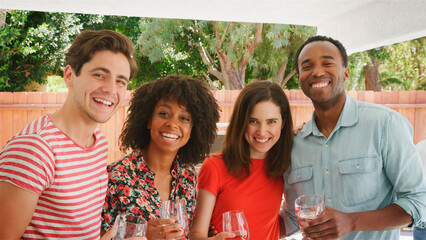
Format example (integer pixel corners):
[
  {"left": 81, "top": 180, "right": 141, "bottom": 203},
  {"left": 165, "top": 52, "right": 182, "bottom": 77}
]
[
  {"left": 255, "top": 138, "right": 269, "bottom": 143},
  {"left": 312, "top": 82, "right": 329, "bottom": 88},
  {"left": 161, "top": 132, "right": 179, "bottom": 139},
  {"left": 94, "top": 98, "right": 113, "bottom": 106}
]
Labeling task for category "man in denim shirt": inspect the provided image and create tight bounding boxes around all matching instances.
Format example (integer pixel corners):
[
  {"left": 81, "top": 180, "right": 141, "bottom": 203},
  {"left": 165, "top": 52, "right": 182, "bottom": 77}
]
[
  {"left": 281, "top": 36, "right": 426, "bottom": 239},
  {"left": 414, "top": 139, "right": 426, "bottom": 240}
]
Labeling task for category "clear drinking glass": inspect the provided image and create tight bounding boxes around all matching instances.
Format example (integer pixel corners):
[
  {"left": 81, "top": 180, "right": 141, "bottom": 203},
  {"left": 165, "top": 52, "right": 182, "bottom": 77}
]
[
  {"left": 295, "top": 194, "right": 324, "bottom": 239},
  {"left": 222, "top": 210, "right": 249, "bottom": 240},
  {"left": 160, "top": 199, "right": 189, "bottom": 234},
  {"left": 113, "top": 213, "right": 147, "bottom": 240}
]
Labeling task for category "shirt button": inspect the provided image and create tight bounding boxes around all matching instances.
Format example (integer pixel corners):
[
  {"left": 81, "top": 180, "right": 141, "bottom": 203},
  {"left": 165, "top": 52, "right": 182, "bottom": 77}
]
[
  {"left": 325, "top": 170, "right": 329, "bottom": 175},
  {"left": 325, "top": 144, "right": 328, "bottom": 148},
  {"left": 297, "top": 174, "right": 300, "bottom": 179},
  {"left": 356, "top": 165, "right": 360, "bottom": 169},
  {"left": 328, "top": 198, "right": 332, "bottom": 203}
]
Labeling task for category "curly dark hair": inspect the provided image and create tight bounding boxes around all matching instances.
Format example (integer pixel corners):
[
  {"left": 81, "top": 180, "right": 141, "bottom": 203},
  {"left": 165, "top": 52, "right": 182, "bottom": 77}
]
[
  {"left": 120, "top": 75, "right": 220, "bottom": 164},
  {"left": 294, "top": 35, "right": 348, "bottom": 74},
  {"left": 221, "top": 81, "right": 293, "bottom": 179}
]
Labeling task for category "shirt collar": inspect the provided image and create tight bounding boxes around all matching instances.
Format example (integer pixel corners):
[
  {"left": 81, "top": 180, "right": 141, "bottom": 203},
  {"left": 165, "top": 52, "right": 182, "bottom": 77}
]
[
  {"left": 134, "top": 149, "right": 181, "bottom": 179},
  {"left": 300, "top": 94, "right": 358, "bottom": 138}
]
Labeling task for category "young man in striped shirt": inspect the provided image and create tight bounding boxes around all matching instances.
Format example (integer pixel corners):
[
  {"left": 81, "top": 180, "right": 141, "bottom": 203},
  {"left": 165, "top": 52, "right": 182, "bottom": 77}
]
[{"left": 0, "top": 30, "right": 137, "bottom": 239}]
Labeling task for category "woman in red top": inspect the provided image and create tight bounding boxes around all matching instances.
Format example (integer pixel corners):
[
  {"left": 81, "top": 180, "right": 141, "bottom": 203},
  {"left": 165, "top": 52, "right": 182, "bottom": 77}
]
[{"left": 190, "top": 81, "right": 294, "bottom": 240}]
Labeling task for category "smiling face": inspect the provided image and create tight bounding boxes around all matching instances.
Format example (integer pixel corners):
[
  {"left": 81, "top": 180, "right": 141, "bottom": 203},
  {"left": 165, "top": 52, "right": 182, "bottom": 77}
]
[
  {"left": 66, "top": 50, "right": 130, "bottom": 124},
  {"left": 148, "top": 98, "right": 193, "bottom": 155},
  {"left": 244, "top": 100, "right": 283, "bottom": 159},
  {"left": 297, "top": 41, "right": 349, "bottom": 110}
]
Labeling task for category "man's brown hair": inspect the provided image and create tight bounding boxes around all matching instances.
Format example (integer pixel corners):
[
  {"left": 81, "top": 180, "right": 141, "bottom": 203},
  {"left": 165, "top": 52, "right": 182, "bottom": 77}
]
[{"left": 65, "top": 30, "right": 137, "bottom": 79}]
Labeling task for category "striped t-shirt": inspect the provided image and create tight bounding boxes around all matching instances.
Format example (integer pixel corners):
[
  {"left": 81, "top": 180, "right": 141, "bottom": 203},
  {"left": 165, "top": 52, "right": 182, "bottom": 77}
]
[{"left": 0, "top": 114, "right": 108, "bottom": 239}]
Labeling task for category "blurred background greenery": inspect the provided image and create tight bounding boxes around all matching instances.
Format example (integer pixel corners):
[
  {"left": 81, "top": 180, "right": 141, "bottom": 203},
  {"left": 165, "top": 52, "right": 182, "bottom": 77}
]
[{"left": 0, "top": 10, "right": 424, "bottom": 92}]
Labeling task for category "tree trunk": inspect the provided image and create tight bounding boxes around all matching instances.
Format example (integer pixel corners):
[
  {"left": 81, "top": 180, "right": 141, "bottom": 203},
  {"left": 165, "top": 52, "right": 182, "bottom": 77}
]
[
  {"left": 276, "top": 61, "right": 288, "bottom": 85},
  {"left": 0, "top": 10, "right": 6, "bottom": 28},
  {"left": 214, "top": 23, "right": 263, "bottom": 90},
  {"left": 202, "top": 73, "right": 218, "bottom": 90},
  {"left": 216, "top": 49, "right": 240, "bottom": 89},
  {"left": 364, "top": 54, "right": 381, "bottom": 91},
  {"left": 281, "top": 69, "right": 296, "bottom": 88}
]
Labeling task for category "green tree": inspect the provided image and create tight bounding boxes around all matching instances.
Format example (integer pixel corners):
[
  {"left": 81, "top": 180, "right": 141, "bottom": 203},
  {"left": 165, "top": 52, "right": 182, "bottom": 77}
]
[
  {"left": 0, "top": 10, "right": 101, "bottom": 91},
  {"left": 364, "top": 49, "right": 383, "bottom": 91},
  {"left": 138, "top": 19, "right": 315, "bottom": 89},
  {"left": 347, "top": 52, "right": 367, "bottom": 90},
  {"left": 248, "top": 24, "right": 315, "bottom": 88},
  {"left": 83, "top": 15, "right": 206, "bottom": 88},
  {"left": 379, "top": 37, "right": 425, "bottom": 90},
  {"left": 348, "top": 37, "right": 425, "bottom": 91}
]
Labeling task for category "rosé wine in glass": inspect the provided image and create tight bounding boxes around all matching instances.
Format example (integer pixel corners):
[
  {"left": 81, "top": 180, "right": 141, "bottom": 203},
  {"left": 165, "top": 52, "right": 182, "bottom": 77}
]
[
  {"left": 223, "top": 210, "right": 249, "bottom": 240},
  {"left": 295, "top": 194, "right": 324, "bottom": 238}
]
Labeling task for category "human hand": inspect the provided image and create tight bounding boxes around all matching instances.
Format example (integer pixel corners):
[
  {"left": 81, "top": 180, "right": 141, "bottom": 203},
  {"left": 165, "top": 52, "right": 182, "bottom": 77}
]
[
  {"left": 101, "top": 215, "right": 148, "bottom": 240},
  {"left": 146, "top": 218, "right": 184, "bottom": 239},
  {"left": 100, "top": 228, "right": 147, "bottom": 240},
  {"left": 100, "top": 225, "right": 118, "bottom": 240},
  {"left": 301, "top": 206, "right": 355, "bottom": 240},
  {"left": 293, "top": 122, "right": 306, "bottom": 135},
  {"left": 208, "top": 225, "right": 217, "bottom": 237},
  {"left": 189, "top": 226, "right": 235, "bottom": 240},
  {"left": 100, "top": 214, "right": 120, "bottom": 240},
  {"left": 206, "top": 231, "right": 236, "bottom": 240}
]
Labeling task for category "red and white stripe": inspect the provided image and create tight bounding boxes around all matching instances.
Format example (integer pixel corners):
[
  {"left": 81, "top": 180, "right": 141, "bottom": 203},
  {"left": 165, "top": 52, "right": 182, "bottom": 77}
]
[{"left": 0, "top": 115, "right": 108, "bottom": 239}]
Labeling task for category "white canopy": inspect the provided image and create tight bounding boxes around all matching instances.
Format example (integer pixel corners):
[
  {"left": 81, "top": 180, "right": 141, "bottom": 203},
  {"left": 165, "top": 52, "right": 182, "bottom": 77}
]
[{"left": 1, "top": 0, "right": 425, "bottom": 54}]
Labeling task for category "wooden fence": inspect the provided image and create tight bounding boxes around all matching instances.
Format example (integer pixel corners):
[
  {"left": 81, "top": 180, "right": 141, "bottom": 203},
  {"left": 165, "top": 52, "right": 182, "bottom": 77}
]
[{"left": 1, "top": 90, "right": 425, "bottom": 164}]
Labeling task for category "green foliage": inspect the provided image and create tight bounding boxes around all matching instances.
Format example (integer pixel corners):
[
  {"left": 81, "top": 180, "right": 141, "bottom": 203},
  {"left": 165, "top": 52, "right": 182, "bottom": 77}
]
[
  {"left": 0, "top": 10, "right": 98, "bottom": 91},
  {"left": 46, "top": 75, "right": 67, "bottom": 92},
  {"left": 347, "top": 52, "right": 368, "bottom": 90},
  {"left": 1, "top": 10, "right": 423, "bottom": 92},
  {"left": 380, "top": 37, "right": 425, "bottom": 90},
  {"left": 348, "top": 37, "right": 426, "bottom": 91},
  {"left": 247, "top": 24, "right": 315, "bottom": 88},
  {"left": 138, "top": 19, "right": 211, "bottom": 86},
  {"left": 137, "top": 19, "right": 315, "bottom": 89}
]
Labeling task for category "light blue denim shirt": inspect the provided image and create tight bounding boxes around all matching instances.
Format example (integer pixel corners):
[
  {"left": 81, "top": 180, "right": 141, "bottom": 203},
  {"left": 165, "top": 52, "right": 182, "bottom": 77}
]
[{"left": 282, "top": 95, "right": 426, "bottom": 240}]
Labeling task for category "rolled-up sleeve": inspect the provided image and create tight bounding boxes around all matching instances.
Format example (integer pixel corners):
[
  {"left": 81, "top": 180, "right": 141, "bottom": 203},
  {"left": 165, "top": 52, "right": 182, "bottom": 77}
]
[
  {"left": 382, "top": 112, "right": 426, "bottom": 226},
  {"left": 280, "top": 171, "right": 301, "bottom": 237}
]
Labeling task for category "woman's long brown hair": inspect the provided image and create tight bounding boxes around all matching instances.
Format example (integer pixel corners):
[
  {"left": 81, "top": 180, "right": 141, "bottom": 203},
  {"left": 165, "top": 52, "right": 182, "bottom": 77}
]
[{"left": 221, "top": 81, "right": 293, "bottom": 178}]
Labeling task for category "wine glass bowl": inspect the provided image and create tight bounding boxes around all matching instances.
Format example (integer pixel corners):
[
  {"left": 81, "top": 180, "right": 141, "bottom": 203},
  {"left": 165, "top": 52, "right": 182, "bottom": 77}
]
[
  {"left": 294, "top": 194, "right": 324, "bottom": 228},
  {"left": 113, "top": 213, "right": 147, "bottom": 240},
  {"left": 160, "top": 199, "right": 189, "bottom": 234},
  {"left": 222, "top": 210, "right": 249, "bottom": 240}
]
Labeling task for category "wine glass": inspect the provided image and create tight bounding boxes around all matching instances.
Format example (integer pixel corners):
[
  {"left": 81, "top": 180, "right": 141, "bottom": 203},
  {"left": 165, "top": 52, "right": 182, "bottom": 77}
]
[
  {"left": 113, "top": 213, "right": 147, "bottom": 240},
  {"left": 160, "top": 199, "right": 189, "bottom": 235},
  {"left": 222, "top": 210, "right": 249, "bottom": 240},
  {"left": 295, "top": 194, "right": 324, "bottom": 239}
]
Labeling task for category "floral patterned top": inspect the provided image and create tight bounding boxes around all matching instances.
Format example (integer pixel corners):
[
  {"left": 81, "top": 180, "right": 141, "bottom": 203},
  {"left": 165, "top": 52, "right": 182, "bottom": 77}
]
[{"left": 101, "top": 149, "right": 197, "bottom": 237}]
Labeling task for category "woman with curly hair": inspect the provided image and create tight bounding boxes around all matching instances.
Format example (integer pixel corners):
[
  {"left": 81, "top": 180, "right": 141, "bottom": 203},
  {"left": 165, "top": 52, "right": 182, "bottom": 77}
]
[{"left": 101, "top": 75, "right": 220, "bottom": 239}]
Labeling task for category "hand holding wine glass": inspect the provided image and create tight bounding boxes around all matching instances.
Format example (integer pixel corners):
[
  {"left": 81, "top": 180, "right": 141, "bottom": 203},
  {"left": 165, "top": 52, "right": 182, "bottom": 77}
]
[
  {"left": 160, "top": 199, "right": 189, "bottom": 238},
  {"left": 295, "top": 194, "right": 324, "bottom": 239},
  {"left": 222, "top": 210, "right": 249, "bottom": 240}
]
